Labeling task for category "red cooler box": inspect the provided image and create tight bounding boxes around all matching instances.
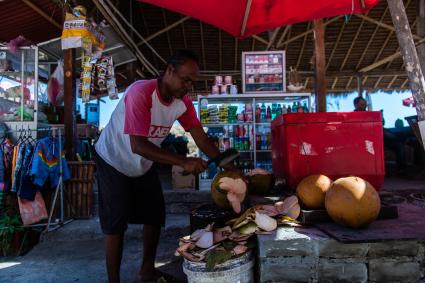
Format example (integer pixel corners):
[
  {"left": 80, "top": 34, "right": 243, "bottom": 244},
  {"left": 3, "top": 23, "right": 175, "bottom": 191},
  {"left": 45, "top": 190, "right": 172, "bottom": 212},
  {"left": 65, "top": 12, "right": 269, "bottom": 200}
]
[{"left": 271, "top": 112, "right": 385, "bottom": 190}]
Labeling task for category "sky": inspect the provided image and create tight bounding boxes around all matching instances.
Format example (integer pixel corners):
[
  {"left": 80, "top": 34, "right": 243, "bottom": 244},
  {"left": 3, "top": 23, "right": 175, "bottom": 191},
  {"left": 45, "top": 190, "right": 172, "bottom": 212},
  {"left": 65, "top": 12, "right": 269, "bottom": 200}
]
[{"left": 97, "top": 90, "right": 418, "bottom": 129}]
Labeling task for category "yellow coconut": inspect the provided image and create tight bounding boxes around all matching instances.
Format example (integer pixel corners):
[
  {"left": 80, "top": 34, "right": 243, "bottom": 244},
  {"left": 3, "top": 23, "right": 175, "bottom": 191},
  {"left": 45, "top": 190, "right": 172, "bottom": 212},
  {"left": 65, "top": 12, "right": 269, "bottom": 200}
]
[
  {"left": 211, "top": 171, "right": 247, "bottom": 213},
  {"left": 325, "top": 176, "right": 381, "bottom": 228},
  {"left": 296, "top": 174, "right": 332, "bottom": 209}
]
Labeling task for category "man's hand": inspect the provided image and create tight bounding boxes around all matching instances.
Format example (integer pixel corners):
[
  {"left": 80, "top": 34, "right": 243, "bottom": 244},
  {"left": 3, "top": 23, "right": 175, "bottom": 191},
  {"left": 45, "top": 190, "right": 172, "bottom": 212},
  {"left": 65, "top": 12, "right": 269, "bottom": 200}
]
[{"left": 182, "top": 157, "right": 208, "bottom": 175}]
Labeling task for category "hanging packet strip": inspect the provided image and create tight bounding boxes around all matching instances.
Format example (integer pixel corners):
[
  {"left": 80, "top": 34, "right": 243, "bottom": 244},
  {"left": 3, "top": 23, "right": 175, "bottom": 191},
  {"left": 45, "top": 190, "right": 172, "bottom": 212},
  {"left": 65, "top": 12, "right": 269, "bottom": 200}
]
[
  {"left": 61, "top": 12, "right": 105, "bottom": 53},
  {"left": 30, "top": 137, "right": 70, "bottom": 189}
]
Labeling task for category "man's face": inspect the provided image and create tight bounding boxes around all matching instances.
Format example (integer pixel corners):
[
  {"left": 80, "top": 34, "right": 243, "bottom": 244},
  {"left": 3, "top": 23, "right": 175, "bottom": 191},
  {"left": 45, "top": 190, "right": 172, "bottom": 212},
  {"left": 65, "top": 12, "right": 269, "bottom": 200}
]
[
  {"left": 164, "top": 60, "right": 199, "bottom": 99},
  {"left": 355, "top": 99, "right": 367, "bottom": 111}
]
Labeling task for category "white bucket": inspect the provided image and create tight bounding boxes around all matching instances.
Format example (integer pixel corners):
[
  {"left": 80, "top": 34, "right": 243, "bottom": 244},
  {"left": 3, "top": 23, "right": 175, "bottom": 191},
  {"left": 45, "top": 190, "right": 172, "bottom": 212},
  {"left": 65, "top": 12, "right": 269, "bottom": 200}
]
[{"left": 182, "top": 251, "right": 254, "bottom": 283}]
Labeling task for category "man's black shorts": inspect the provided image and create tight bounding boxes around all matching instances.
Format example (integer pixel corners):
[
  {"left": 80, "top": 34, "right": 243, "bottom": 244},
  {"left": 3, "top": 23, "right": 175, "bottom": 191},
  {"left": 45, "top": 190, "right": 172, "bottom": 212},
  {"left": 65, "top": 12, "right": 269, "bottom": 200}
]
[{"left": 95, "top": 151, "right": 165, "bottom": 234}]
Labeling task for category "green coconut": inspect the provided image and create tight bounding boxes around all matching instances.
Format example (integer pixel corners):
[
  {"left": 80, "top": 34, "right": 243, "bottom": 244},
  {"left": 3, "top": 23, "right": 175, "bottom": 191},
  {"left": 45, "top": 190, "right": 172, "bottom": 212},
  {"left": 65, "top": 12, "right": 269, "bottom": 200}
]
[
  {"left": 247, "top": 169, "right": 275, "bottom": 195},
  {"left": 211, "top": 171, "right": 247, "bottom": 213}
]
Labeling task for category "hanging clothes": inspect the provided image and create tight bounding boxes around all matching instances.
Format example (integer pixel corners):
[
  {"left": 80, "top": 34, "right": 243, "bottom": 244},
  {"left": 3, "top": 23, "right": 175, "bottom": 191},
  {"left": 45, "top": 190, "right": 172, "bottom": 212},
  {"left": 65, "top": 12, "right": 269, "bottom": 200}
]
[
  {"left": 11, "top": 143, "right": 25, "bottom": 193},
  {"left": 17, "top": 143, "right": 35, "bottom": 201},
  {"left": 30, "top": 137, "right": 70, "bottom": 189}
]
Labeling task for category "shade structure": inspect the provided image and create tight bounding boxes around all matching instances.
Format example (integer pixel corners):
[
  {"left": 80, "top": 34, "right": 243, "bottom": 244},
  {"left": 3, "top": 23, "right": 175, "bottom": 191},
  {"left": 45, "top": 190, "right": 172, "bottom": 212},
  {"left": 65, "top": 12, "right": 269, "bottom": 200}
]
[{"left": 139, "top": 0, "right": 379, "bottom": 38}]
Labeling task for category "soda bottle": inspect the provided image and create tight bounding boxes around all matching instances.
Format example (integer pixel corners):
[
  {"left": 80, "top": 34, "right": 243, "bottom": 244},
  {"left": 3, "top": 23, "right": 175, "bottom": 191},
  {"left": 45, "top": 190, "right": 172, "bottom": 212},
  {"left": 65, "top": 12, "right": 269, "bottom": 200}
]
[
  {"left": 255, "top": 104, "right": 261, "bottom": 122},
  {"left": 302, "top": 102, "right": 309, "bottom": 112},
  {"left": 271, "top": 103, "right": 277, "bottom": 120},
  {"left": 287, "top": 105, "right": 292, "bottom": 113},
  {"left": 292, "top": 102, "right": 298, "bottom": 113},
  {"left": 276, "top": 103, "right": 282, "bottom": 117}
]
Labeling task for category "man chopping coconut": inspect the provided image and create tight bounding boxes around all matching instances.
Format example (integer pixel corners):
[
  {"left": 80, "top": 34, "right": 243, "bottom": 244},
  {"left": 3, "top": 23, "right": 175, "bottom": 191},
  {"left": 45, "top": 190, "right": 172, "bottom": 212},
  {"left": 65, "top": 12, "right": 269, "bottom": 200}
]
[{"left": 95, "top": 50, "right": 226, "bottom": 283}]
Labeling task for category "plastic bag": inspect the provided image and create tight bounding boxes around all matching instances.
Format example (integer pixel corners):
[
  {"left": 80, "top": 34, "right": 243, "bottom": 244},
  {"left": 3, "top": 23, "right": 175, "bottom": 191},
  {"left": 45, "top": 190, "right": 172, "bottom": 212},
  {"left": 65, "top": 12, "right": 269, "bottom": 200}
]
[
  {"left": 47, "top": 61, "right": 64, "bottom": 106},
  {"left": 18, "top": 191, "right": 48, "bottom": 226}
]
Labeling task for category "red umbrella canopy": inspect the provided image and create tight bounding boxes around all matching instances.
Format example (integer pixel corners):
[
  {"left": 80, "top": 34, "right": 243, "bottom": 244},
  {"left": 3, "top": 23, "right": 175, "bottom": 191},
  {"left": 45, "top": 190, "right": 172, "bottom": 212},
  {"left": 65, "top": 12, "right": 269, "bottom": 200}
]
[{"left": 139, "top": 0, "right": 379, "bottom": 37}]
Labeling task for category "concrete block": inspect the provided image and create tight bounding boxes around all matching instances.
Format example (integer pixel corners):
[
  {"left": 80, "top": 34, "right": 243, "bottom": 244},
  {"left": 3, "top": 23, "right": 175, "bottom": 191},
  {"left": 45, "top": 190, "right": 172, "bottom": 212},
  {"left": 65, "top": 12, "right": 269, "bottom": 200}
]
[
  {"left": 369, "top": 260, "right": 422, "bottom": 282},
  {"left": 368, "top": 241, "right": 422, "bottom": 259},
  {"left": 257, "top": 227, "right": 328, "bottom": 258},
  {"left": 318, "top": 240, "right": 369, "bottom": 259},
  {"left": 259, "top": 256, "right": 314, "bottom": 282},
  {"left": 318, "top": 260, "right": 367, "bottom": 283}
]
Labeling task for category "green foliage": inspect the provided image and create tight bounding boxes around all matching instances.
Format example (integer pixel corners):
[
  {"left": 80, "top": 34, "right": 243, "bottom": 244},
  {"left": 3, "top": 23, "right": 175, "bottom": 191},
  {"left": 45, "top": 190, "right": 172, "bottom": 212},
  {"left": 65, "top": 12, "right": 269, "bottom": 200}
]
[{"left": 0, "top": 213, "right": 24, "bottom": 256}]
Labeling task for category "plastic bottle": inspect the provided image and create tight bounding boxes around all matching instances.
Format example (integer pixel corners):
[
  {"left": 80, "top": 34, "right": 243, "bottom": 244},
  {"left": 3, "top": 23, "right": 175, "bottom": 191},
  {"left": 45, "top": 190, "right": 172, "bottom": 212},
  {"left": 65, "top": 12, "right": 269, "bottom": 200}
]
[
  {"left": 303, "top": 102, "right": 309, "bottom": 112},
  {"left": 271, "top": 103, "right": 277, "bottom": 120},
  {"left": 287, "top": 105, "right": 292, "bottom": 113},
  {"left": 255, "top": 104, "right": 261, "bottom": 122},
  {"left": 266, "top": 105, "right": 272, "bottom": 122},
  {"left": 260, "top": 103, "right": 266, "bottom": 122},
  {"left": 292, "top": 102, "right": 298, "bottom": 113},
  {"left": 276, "top": 104, "right": 282, "bottom": 117}
]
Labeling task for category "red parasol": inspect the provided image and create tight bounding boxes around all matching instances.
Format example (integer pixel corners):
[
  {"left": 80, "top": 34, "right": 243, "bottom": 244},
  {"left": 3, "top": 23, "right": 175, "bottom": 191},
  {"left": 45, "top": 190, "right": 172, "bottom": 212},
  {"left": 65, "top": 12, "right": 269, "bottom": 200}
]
[{"left": 139, "top": 0, "right": 379, "bottom": 38}]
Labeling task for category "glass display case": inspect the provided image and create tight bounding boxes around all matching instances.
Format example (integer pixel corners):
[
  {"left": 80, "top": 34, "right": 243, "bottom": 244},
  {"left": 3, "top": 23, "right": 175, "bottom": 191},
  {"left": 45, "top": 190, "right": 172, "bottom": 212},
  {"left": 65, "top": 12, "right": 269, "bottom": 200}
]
[
  {"left": 0, "top": 47, "right": 38, "bottom": 128},
  {"left": 242, "top": 51, "right": 286, "bottom": 93},
  {"left": 197, "top": 93, "right": 311, "bottom": 190}
]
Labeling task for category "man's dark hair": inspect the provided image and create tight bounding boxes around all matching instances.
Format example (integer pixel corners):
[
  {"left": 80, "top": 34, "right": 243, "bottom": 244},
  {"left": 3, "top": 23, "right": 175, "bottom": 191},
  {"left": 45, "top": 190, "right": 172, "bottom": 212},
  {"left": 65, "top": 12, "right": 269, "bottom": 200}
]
[
  {"left": 166, "top": 49, "right": 199, "bottom": 70},
  {"left": 353, "top": 96, "right": 366, "bottom": 105}
]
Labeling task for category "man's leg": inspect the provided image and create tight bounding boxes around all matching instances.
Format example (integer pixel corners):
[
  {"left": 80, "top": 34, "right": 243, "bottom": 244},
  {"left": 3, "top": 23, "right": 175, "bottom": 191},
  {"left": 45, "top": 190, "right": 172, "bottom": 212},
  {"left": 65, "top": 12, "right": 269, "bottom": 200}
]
[
  {"left": 139, "top": 225, "right": 161, "bottom": 279},
  {"left": 95, "top": 151, "right": 130, "bottom": 283},
  {"left": 105, "top": 233, "right": 124, "bottom": 283}
]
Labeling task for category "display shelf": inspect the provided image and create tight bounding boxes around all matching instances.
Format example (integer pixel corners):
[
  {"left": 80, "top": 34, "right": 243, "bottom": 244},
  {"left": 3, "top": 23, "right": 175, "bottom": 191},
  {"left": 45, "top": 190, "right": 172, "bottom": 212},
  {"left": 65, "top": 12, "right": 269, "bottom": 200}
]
[
  {"left": 246, "top": 82, "right": 283, "bottom": 85},
  {"left": 197, "top": 92, "right": 312, "bottom": 190}
]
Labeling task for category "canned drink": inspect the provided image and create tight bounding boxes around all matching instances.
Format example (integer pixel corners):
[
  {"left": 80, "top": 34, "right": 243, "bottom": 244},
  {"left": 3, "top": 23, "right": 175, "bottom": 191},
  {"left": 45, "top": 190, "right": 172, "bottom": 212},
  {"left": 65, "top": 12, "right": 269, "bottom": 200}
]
[{"left": 229, "top": 137, "right": 234, "bottom": 148}]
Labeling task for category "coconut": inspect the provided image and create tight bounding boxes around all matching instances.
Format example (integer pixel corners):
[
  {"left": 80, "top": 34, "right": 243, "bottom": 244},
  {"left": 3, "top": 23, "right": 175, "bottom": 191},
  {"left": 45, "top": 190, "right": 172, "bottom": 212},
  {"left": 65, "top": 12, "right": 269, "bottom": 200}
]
[
  {"left": 247, "top": 168, "right": 275, "bottom": 195},
  {"left": 325, "top": 176, "right": 381, "bottom": 228},
  {"left": 211, "top": 171, "right": 247, "bottom": 213},
  {"left": 296, "top": 174, "right": 332, "bottom": 209}
]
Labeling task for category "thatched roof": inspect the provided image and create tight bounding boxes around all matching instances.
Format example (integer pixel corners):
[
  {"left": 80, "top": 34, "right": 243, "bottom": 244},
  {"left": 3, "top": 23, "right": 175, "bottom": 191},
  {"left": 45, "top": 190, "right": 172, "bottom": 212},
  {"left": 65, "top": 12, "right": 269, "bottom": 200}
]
[{"left": 0, "top": 0, "right": 419, "bottom": 94}]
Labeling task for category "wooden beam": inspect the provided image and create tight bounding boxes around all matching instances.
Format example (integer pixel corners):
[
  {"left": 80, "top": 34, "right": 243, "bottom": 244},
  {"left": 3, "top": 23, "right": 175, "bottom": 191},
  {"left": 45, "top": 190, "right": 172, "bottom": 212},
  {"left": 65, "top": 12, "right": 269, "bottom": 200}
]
[
  {"left": 417, "top": 0, "right": 425, "bottom": 74},
  {"left": 313, "top": 19, "right": 327, "bottom": 112},
  {"left": 200, "top": 21, "right": 206, "bottom": 70},
  {"left": 106, "top": 0, "right": 166, "bottom": 63},
  {"left": 401, "top": 77, "right": 409, "bottom": 88},
  {"left": 64, "top": 48, "right": 76, "bottom": 160},
  {"left": 341, "top": 14, "right": 366, "bottom": 70},
  {"left": 355, "top": 7, "right": 389, "bottom": 70},
  {"left": 331, "top": 77, "right": 338, "bottom": 90},
  {"left": 241, "top": 0, "right": 253, "bottom": 36},
  {"left": 387, "top": 75, "right": 399, "bottom": 88},
  {"left": 355, "top": 14, "right": 422, "bottom": 40},
  {"left": 161, "top": 9, "right": 173, "bottom": 56},
  {"left": 252, "top": 35, "right": 269, "bottom": 45},
  {"left": 251, "top": 37, "right": 256, "bottom": 51},
  {"left": 296, "top": 22, "right": 311, "bottom": 69},
  {"left": 266, "top": 27, "right": 281, "bottom": 50},
  {"left": 181, "top": 19, "right": 188, "bottom": 48},
  {"left": 22, "top": 0, "right": 62, "bottom": 29},
  {"left": 137, "top": 16, "right": 190, "bottom": 46},
  {"left": 93, "top": 0, "right": 158, "bottom": 75},
  {"left": 388, "top": 0, "right": 425, "bottom": 121},
  {"left": 276, "top": 26, "right": 291, "bottom": 49},
  {"left": 326, "top": 21, "right": 346, "bottom": 69},
  {"left": 277, "top": 16, "right": 342, "bottom": 48},
  {"left": 374, "top": 76, "right": 383, "bottom": 89}
]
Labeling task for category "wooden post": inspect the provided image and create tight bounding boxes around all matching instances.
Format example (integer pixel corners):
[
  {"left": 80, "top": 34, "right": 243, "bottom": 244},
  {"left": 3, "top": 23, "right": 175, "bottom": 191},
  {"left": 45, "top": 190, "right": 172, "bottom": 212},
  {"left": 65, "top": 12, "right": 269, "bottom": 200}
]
[
  {"left": 64, "top": 48, "right": 76, "bottom": 160},
  {"left": 388, "top": 0, "right": 425, "bottom": 148},
  {"left": 357, "top": 75, "right": 363, "bottom": 97},
  {"left": 417, "top": 0, "right": 425, "bottom": 74},
  {"left": 313, "top": 19, "right": 327, "bottom": 112}
]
